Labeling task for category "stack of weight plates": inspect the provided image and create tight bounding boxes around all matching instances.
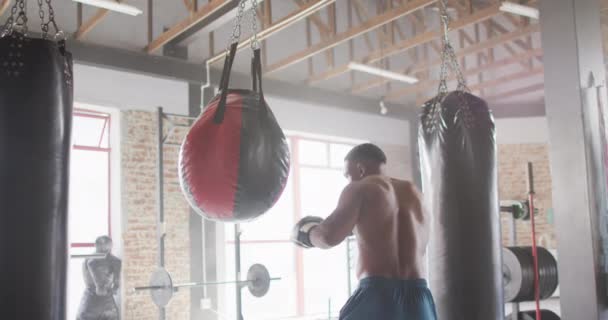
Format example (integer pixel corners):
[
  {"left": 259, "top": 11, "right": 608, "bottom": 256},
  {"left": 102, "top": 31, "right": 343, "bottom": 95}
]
[{"left": 502, "top": 246, "right": 558, "bottom": 302}]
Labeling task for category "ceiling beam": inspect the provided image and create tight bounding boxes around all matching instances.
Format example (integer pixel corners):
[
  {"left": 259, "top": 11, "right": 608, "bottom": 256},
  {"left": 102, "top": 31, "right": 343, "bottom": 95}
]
[
  {"left": 486, "top": 83, "right": 544, "bottom": 102},
  {"left": 351, "top": 0, "right": 375, "bottom": 51},
  {"left": 74, "top": 9, "right": 110, "bottom": 41},
  {"left": 0, "top": 0, "right": 10, "bottom": 16},
  {"left": 469, "top": 67, "right": 544, "bottom": 94},
  {"left": 385, "top": 48, "right": 543, "bottom": 100},
  {"left": 265, "top": 0, "right": 437, "bottom": 75},
  {"left": 412, "top": 67, "right": 544, "bottom": 104},
  {"left": 410, "top": 67, "right": 544, "bottom": 105},
  {"left": 145, "top": 0, "right": 236, "bottom": 53},
  {"left": 353, "top": 0, "right": 391, "bottom": 50},
  {"left": 308, "top": 2, "right": 501, "bottom": 85},
  {"left": 351, "top": 23, "right": 539, "bottom": 93},
  {"left": 293, "top": 0, "right": 331, "bottom": 35},
  {"left": 488, "top": 18, "right": 542, "bottom": 63},
  {"left": 183, "top": 0, "right": 194, "bottom": 12},
  {"left": 207, "top": 0, "right": 336, "bottom": 65}
]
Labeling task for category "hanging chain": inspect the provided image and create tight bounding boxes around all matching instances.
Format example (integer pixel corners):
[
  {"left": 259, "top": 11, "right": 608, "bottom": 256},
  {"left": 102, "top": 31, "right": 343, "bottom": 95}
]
[
  {"left": 2, "top": 0, "right": 62, "bottom": 39},
  {"left": 1, "top": 1, "right": 21, "bottom": 37},
  {"left": 250, "top": 0, "right": 260, "bottom": 50},
  {"left": 228, "top": 0, "right": 247, "bottom": 49},
  {"left": 38, "top": 0, "right": 60, "bottom": 39},
  {"left": 45, "top": 0, "right": 61, "bottom": 39},
  {"left": 37, "top": 0, "right": 46, "bottom": 37},
  {"left": 15, "top": 0, "right": 28, "bottom": 34},
  {"left": 437, "top": 0, "right": 468, "bottom": 95}
]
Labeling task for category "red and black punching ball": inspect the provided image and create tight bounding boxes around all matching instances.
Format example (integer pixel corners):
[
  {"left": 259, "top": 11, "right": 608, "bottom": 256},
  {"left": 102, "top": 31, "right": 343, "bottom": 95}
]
[
  {"left": 179, "top": 43, "right": 290, "bottom": 222},
  {"left": 0, "top": 32, "right": 73, "bottom": 319}
]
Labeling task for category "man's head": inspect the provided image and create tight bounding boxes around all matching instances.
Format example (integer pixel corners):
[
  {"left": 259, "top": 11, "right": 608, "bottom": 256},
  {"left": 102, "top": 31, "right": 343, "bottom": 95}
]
[
  {"left": 344, "top": 143, "right": 387, "bottom": 182},
  {"left": 95, "top": 236, "right": 113, "bottom": 254}
]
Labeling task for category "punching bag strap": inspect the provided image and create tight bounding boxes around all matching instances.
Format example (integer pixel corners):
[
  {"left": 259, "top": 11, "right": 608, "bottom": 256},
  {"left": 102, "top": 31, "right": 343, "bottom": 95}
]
[
  {"left": 251, "top": 48, "right": 264, "bottom": 100},
  {"left": 213, "top": 42, "right": 238, "bottom": 124}
]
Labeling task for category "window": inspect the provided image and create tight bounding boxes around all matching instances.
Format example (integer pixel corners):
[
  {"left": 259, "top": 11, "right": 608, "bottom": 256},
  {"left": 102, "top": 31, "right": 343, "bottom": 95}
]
[
  {"left": 67, "top": 109, "right": 113, "bottom": 320},
  {"left": 223, "top": 136, "right": 359, "bottom": 320}
]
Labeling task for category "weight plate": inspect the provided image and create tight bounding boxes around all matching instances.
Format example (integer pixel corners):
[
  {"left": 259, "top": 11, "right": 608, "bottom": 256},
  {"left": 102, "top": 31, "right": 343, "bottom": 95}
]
[
  {"left": 503, "top": 247, "right": 523, "bottom": 302},
  {"left": 519, "top": 309, "right": 560, "bottom": 320},
  {"left": 149, "top": 268, "right": 174, "bottom": 308},
  {"left": 537, "top": 247, "right": 559, "bottom": 299},
  {"left": 510, "top": 246, "right": 535, "bottom": 302},
  {"left": 247, "top": 264, "right": 270, "bottom": 298}
]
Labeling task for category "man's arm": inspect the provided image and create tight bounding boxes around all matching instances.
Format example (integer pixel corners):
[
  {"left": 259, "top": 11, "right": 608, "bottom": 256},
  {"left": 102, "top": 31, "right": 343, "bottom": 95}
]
[{"left": 309, "top": 183, "right": 364, "bottom": 249}]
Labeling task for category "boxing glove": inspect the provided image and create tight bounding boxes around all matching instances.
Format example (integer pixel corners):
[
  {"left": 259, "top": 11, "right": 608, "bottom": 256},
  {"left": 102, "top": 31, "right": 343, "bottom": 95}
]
[{"left": 291, "top": 216, "right": 323, "bottom": 248}]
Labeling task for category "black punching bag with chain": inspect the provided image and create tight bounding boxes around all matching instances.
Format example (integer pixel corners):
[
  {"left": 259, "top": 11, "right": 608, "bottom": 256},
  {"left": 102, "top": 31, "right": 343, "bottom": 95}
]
[
  {"left": 419, "top": 92, "right": 502, "bottom": 319},
  {"left": 0, "top": 15, "right": 73, "bottom": 320},
  {"left": 417, "top": 1, "right": 503, "bottom": 318}
]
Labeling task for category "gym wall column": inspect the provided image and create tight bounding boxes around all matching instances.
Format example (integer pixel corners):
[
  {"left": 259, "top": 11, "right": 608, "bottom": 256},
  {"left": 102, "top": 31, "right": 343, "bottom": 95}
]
[
  {"left": 539, "top": 0, "right": 608, "bottom": 318},
  {"left": 162, "top": 42, "right": 218, "bottom": 320},
  {"left": 407, "top": 111, "right": 422, "bottom": 189}
]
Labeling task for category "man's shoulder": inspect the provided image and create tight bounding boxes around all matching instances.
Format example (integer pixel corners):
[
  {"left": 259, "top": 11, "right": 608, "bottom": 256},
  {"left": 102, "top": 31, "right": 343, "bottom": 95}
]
[{"left": 390, "top": 178, "right": 418, "bottom": 192}]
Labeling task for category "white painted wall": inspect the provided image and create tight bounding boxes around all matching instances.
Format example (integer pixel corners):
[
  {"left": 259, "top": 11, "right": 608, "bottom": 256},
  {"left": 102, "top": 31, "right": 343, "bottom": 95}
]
[
  {"left": 266, "top": 96, "right": 409, "bottom": 146},
  {"left": 73, "top": 63, "right": 410, "bottom": 146},
  {"left": 73, "top": 64, "right": 189, "bottom": 115}
]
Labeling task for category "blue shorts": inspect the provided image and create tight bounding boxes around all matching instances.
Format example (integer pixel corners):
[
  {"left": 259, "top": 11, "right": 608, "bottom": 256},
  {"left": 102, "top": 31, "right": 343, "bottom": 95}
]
[{"left": 339, "top": 277, "right": 437, "bottom": 320}]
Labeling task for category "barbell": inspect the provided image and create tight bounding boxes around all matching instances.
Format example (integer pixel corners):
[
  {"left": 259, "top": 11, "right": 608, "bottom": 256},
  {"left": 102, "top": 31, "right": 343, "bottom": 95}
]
[{"left": 133, "top": 263, "right": 280, "bottom": 307}]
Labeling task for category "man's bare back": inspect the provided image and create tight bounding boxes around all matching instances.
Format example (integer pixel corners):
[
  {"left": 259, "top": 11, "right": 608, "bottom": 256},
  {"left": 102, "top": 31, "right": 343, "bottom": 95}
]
[
  {"left": 354, "top": 175, "right": 429, "bottom": 280},
  {"left": 291, "top": 143, "right": 437, "bottom": 320}
]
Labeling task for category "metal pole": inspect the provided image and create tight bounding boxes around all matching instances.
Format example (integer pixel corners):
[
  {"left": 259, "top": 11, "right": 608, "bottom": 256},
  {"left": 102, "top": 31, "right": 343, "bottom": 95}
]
[
  {"left": 235, "top": 223, "right": 243, "bottom": 320},
  {"left": 527, "top": 162, "right": 542, "bottom": 320},
  {"left": 156, "top": 107, "right": 166, "bottom": 320},
  {"left": 510, "top": 215, "right": 519, "bottom": 320}
]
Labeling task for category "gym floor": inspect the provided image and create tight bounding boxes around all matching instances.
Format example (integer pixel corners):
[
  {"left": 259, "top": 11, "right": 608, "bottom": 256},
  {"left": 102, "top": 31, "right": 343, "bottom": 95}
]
[{"left": 3, "top": 0, "right": 608, "bottom": 320}]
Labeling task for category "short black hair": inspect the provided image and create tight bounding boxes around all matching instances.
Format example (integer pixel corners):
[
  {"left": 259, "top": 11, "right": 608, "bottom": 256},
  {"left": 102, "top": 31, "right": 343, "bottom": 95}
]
[{"left": 344, "top": 143, "right": 387, "bottom": 164}]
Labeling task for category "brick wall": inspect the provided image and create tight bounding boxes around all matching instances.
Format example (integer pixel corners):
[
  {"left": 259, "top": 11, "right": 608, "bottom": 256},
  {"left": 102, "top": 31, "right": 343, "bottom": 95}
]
[
  {"left": 498, "top": 144, "right": 557, "bottom": 250},
  {"left": 121, "top": 110, "right": 191, "bottom": 320},
  {"left": 380, "top": 142, "right": 557, "bottom": 250}
]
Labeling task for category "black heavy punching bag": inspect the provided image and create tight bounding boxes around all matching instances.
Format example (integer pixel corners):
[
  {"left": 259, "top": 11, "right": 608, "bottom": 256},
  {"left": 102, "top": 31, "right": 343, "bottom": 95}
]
[
  {"left": 418, "top": 2, "right": 503, "bottom": 318},
  {"left": 419, "top": 92, "right": 502, "bottom": 319},
  {"left": 0, "top": 8, "right": 73, "bottom": 320}
]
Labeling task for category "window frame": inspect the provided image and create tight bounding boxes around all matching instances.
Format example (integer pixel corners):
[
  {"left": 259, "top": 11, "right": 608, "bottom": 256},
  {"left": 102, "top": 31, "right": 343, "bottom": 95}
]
[
  {"left": 226, "top": 135, "right": 357, "bottom": 318},
  {"left": 69, "top": 108, "right": 112, "bottom": 249}
]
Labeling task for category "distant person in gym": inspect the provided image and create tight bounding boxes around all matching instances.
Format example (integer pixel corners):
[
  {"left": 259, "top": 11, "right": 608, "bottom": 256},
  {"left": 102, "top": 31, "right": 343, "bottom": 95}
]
[
  {"left": 77, "top": 236, "right": 121, "bottom": 320},
  {"left": 292, "top": 143, "right": 437, "bottom": 320}
]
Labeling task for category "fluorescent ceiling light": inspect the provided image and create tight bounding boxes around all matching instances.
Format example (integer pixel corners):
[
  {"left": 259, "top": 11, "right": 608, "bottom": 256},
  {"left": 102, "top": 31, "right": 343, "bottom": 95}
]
[
  {"left": 72, "top": 0, "right": 143, "bottom": 16},
  {"left": 500, "top": 1, "right": 539, "bottom": 19},
  {"left": 348, "top": 62, "right": 419, "bottom": 84}
]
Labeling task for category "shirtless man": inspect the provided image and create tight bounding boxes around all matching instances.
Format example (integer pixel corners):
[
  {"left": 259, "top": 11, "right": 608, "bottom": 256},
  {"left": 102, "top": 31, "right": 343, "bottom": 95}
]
[{"left": 291, "top": 143, "right": 437, "bottom": 320}]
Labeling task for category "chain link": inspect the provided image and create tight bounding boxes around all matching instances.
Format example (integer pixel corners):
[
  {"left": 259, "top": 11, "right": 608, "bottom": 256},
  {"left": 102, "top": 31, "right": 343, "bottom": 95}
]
[
  {"left": 15, "top": 0, "right": 28, "bottom": 34},
  {"left": 250, "top": 0, "right": 260, "bottom": 50},
  {"left": 1, "top": 1, "right": 21, "bottom": 37},
  {"left": 437, "top": 0, "right": 468, "bottom": 95},
  {"left": 228, "top": 0, "right": 247, "bottom": 49},
  {"left": 38, "top": 0, "right": 47, "bottom": 37},
  {"left": 45, "top": 0, "right": 61, "bottom": 38},
  {"left": 2, "top": 0, "right": 61, "bottom": 39}
]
